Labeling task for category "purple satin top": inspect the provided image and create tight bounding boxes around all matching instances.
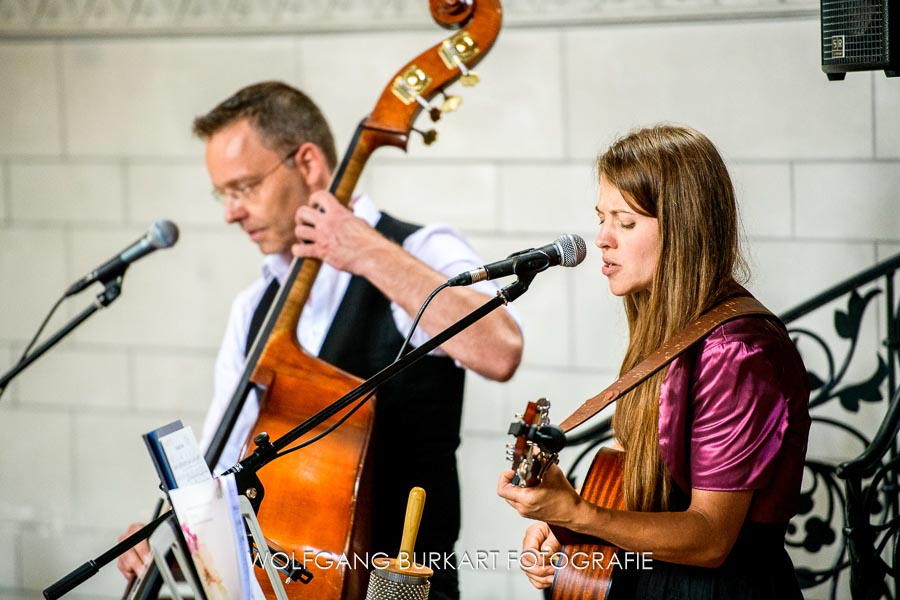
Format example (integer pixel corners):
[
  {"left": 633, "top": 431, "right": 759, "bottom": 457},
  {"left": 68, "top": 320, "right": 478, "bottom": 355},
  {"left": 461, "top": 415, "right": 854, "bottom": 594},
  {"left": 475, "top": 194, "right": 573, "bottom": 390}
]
[{"left": 658, "top": 316, "right": 811, "bottom": 523}]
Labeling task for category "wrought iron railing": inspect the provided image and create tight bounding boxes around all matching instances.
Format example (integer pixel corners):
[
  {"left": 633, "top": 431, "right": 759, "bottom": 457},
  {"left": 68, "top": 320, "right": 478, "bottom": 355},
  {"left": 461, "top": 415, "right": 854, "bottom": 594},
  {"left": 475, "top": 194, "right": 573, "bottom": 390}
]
[
  {"left": 563, "top": 252, "right": 900, "bottom": 599},
  {"left": 783, "top": 253, "right": 900, "bottom": 600}
]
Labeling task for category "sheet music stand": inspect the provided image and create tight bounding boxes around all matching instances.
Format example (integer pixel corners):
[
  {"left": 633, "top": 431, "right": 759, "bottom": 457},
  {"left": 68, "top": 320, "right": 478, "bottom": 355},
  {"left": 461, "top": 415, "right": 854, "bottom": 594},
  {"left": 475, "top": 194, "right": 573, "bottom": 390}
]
[
  {"left": 147, "top": 515, "right": 205, "bottom": 600},
  {"left": 146, "top": 493, "right": 289, "bottom": 600}
]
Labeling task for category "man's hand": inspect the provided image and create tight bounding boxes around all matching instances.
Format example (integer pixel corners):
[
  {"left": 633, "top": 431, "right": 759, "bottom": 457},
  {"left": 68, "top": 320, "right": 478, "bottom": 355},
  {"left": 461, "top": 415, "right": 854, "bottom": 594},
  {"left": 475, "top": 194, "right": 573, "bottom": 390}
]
[
  {"left": 292, "top": 189, "right": 523, "bottom": 382},
  {"left": 116, "top": 522, "right": 150, "bottom": 581},
  {"left": 292, "top": 191, "right": 397, "bottom": 275}
]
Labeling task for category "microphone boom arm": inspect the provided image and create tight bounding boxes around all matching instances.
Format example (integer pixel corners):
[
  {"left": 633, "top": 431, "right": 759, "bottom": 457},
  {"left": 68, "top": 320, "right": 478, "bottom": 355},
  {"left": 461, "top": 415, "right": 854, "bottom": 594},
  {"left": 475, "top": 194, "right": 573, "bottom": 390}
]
[{"left": 230, "top": 275, "right": 534, "bottom": 508}]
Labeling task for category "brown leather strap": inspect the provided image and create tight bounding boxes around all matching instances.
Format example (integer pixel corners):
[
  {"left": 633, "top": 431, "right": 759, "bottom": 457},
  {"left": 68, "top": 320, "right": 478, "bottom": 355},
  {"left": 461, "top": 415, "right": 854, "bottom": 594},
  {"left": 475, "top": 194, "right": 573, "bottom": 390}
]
[{"left": 560, "top": 295, "right": 774, "bottom": 432}]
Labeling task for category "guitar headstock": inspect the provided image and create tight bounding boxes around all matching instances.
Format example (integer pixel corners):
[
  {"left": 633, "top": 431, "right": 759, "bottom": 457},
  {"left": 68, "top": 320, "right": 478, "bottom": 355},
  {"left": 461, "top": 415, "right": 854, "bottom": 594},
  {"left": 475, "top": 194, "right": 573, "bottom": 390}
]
[
  {"left": 363, "top": 0, "right": 502, "bottom": 149},
  {"left": 506, "top": 398, "right": 565, "bottom": 488}
]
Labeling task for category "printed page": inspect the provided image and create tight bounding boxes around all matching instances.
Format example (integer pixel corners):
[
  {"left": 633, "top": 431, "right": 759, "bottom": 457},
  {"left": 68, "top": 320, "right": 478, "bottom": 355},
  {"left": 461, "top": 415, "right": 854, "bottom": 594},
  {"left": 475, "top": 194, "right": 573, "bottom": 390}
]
[
  {"left": 159, "top": 426, "right": 213, "bottom": 487},
  {"left": 169, "top": 477, "right": 249, "bottom": 600}
]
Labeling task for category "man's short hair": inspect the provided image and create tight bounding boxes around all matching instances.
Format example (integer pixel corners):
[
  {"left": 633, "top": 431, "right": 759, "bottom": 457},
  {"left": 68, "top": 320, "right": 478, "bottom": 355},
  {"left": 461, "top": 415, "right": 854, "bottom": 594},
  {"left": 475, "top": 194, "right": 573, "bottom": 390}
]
[{"left": 193, "top": 81, "right": 338, "bottom": 170}]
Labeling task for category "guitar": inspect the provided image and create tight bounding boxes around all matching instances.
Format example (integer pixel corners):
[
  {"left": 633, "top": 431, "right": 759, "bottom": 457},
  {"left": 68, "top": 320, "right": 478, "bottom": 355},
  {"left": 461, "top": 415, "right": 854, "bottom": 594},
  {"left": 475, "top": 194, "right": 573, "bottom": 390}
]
[{"left": 507, "top": 399, "right": 626, "bottom": 600}]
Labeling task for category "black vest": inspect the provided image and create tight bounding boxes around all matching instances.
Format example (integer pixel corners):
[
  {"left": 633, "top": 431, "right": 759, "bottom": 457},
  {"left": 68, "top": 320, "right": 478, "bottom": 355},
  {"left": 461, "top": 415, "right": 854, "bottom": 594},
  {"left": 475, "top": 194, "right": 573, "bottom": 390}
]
[{"left": 251, "top": 213, "right": 465, "bottom": 557}]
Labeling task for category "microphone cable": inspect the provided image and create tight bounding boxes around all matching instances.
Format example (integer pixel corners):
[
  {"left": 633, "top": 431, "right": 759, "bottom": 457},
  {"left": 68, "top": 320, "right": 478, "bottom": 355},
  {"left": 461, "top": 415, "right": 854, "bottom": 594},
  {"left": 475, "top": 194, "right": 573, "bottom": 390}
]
[
  {"left": 274, "top": 281, "right": 451, "bottom": 459},
  {"left": 0, "top": 293, "right": 66, "bottom": 402},
  {"left": 395, "top": 282, "right": 450, "bottom": 360}
]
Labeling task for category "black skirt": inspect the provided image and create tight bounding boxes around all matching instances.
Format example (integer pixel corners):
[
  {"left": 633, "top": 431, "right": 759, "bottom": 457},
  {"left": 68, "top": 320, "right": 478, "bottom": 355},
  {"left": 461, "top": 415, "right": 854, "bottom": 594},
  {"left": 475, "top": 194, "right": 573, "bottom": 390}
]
[{"left": 608, "top": 522, "right": 802, "bottom": 600}]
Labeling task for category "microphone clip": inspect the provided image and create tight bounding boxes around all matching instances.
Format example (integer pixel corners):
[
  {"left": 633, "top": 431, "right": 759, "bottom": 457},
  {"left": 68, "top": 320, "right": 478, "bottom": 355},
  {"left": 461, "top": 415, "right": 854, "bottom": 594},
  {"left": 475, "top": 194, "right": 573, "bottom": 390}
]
[
  {"left": 506, "top": 247, "right": 553, "bottom": 276},
  {"left": 498, "top": 271, "right": 536, "bottom": 304},
  {"left": 229, "top": 431, "right": 276, "bottom": 513},
  {"left": 94, "top": 276, "right": 124, "bottom": 308}
]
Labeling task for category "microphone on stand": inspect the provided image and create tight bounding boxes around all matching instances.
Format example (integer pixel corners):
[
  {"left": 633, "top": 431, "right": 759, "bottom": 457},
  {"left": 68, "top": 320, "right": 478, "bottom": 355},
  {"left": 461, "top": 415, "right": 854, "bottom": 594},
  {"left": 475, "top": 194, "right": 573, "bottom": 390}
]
[
  {"left": 447, "top": 233, "right": 587, "bottom": 286},
  {"left": 366, "top": 487, "right": 432, "bottom": 600},
  {"left": 64, "top": 220, "right": 179, "bottom": 297}
]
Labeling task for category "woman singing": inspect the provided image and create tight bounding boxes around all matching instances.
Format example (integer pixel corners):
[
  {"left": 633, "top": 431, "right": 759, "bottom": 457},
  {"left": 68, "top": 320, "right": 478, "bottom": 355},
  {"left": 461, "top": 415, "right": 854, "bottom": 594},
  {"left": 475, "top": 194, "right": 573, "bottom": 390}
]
[{"left": 498, "top": 125, "right": 810, "bottom": 599}]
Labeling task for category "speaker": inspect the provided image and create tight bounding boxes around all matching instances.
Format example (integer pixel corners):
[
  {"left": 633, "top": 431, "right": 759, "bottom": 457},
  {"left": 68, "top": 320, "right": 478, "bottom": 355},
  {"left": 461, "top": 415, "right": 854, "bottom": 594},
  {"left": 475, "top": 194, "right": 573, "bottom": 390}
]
[{"left": 821, "top": 0, "right": 899, "bottom": 79}]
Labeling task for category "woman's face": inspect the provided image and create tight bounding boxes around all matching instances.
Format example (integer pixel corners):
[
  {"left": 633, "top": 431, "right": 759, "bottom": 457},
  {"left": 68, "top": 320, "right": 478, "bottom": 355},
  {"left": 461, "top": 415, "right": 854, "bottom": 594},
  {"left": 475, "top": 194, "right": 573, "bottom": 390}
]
[{"left": 594, "top": 174, "right": 660, "bottom": 296}]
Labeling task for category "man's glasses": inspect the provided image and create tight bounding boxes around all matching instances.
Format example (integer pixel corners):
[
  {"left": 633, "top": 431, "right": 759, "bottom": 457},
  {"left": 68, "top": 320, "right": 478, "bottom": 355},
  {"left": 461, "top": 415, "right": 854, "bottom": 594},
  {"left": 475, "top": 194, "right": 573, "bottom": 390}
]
[{"left": 211, "top": 147, "right": 299, "bottom": 205}]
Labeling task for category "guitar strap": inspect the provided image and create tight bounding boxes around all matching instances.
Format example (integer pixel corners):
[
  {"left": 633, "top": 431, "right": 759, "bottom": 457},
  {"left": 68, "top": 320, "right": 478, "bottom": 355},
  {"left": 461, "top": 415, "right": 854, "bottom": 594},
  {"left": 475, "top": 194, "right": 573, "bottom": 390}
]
[{"left": 559, "top": 295, "right": 774, "bottom": 433}]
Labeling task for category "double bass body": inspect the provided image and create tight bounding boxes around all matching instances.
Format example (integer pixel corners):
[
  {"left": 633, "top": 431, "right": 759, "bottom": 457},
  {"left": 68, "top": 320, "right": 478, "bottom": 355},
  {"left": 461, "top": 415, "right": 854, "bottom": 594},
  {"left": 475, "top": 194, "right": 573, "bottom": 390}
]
[{"left": 248, "top": 338, "right": 374, "bottom": 599}]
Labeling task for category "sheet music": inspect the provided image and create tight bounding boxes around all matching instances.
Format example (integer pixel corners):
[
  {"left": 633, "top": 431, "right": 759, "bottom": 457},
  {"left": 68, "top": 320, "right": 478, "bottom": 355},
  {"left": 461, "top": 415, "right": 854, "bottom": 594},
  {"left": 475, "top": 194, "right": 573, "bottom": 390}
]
[{"left": 159, "top": 426, "right": 212, "bottom": 487}]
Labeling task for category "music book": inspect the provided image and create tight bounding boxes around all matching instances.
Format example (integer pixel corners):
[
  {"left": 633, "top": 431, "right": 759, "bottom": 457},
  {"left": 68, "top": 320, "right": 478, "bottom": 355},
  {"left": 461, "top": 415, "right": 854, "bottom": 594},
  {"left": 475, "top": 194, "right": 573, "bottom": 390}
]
[
  {"left": 168, "top": 474, "right": 256, "bottom": 600},
  {"left": 143, "top": 422, "right": 260, "bottom": 599},
  {"left": 143, "top": 420, "right": 185, "bottom": 491}
]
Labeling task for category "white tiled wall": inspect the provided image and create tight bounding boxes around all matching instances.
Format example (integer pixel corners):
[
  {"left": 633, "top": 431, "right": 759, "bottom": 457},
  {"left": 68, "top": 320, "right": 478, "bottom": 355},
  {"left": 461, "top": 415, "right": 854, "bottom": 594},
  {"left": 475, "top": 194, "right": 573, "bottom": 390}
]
[
  {"left": 10, "top": 161, "right": 126, "bottom": 223},
  {"left": 61, "top": 39, "right": 299, "bottom": 158},
  {"left": 0, "top": 161, "right": 7, "bottom": 222},
  {"left": 730, "top": 162, "right": 794, "bottom": 239},
  {"left": 875, "top": 76, "right": 900, "bottom": 158},
  {"left": 0, "top": 42, "right": 61, "bottom": 156},
  {"left": 564, "top": 21, "right": 873, "bottom": 160},
  {"left": 795, "top": 163, "right": 900, "bottom": 239},
  {"left": 0, "top": 228, "right": 68, "bottom": 339},
  {"left": 1, "top": 11, "right": 897, "bottom": 600},
  {"left": 367, "top": 162, "right": 499, "bottom": 231}
]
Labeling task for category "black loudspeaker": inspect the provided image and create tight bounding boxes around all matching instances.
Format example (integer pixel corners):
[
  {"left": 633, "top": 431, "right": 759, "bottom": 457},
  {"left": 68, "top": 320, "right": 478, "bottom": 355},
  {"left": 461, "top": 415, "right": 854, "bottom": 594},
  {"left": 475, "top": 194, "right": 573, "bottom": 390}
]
[{"left": 821, "top": 0, "right": 899, "bottom": 79}]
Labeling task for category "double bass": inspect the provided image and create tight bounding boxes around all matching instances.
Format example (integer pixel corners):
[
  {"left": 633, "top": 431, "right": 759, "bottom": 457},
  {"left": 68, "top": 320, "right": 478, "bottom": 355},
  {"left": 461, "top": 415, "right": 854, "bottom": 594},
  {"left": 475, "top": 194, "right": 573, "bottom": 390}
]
[{"left": 127, "top": 1, "right": 503, "bottom": 599}]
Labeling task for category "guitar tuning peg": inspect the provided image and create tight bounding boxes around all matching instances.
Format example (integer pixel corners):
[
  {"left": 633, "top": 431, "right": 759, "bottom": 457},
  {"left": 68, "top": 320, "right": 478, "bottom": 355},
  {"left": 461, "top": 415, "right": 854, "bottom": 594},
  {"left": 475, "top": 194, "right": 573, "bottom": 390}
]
[{"left": 414, "top": 128, "right": 438, "bottom": 145}]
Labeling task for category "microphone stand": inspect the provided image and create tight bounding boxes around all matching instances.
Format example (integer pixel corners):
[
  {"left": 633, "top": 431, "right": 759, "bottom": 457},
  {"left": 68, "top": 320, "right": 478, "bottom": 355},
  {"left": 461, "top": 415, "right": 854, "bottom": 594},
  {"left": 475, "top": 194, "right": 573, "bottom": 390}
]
[
  {"left": 43, "top": 274, "right": 533, "bottom": 599},
  {"left": 0, "top": 278, "right": 123, "bottom": 393}
]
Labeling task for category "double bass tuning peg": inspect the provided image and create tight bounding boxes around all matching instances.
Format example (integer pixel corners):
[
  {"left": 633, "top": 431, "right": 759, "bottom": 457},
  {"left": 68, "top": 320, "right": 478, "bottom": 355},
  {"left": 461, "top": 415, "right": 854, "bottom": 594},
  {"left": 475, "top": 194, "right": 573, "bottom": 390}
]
[
  {"left": 459, "top": 71, "right": 480, "bottom": 87},
  {"left": 440, "top": 92, "right": 462, "bottom": 114},
  {"left": 422, "top": 92, "right": 462, "bottom": 123},
  {"left": 439, "top": 31, "right": 482, "bottom": 88},
  {"left": 414, "top": 128, "right": 438, "bottom": 146}
]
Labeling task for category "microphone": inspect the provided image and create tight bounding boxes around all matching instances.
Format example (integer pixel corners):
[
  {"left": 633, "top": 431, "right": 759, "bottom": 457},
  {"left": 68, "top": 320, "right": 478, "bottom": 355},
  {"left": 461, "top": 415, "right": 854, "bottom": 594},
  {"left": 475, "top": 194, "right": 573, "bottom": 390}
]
[
  {"left": 64, "top": 220, "right": 179, "bottom": 297},
  {"left": 448, "top": 233, "right": 587, "bottom": 287}
]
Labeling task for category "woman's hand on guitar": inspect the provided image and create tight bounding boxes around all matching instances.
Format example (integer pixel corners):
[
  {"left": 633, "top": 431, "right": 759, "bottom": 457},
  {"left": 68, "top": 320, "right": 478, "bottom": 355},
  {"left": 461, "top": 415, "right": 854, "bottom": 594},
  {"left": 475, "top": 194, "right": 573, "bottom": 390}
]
[
  {"left": 497, "top": 463, "right": 581, "bottom": 525},
  {"left": 520, "top": 521, "right": 560, "bottom": 589},
  {"left": 115, "top": 522, "right": 150, "bottom": 580}
]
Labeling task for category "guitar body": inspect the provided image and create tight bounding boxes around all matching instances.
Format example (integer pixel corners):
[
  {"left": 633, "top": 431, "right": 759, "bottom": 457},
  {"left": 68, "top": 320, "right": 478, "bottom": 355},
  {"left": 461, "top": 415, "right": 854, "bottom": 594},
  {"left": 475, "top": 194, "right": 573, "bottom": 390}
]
[{"left": 549, "top": 448, "right": 625, "bottom": 600}]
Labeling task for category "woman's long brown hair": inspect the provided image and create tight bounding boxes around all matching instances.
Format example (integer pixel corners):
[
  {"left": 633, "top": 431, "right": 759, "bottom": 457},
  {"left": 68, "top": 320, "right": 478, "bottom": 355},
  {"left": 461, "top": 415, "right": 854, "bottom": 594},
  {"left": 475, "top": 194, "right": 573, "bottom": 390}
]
[{"left": 599, "top": 125, "right": 748, "bottom": 512}]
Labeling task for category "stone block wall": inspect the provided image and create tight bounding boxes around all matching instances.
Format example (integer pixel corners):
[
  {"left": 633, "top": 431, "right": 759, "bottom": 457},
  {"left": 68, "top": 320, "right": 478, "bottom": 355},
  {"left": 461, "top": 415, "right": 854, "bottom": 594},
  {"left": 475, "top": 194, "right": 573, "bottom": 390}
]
[{"left": 1, "top": 1, "right": 897, "bottom": 598}]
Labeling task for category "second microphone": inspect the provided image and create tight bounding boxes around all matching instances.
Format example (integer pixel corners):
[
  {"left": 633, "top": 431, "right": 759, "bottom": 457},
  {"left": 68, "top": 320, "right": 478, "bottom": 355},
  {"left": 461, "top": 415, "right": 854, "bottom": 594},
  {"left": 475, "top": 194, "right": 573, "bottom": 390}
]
[{"left": 447, "top": 234, "right": 587, "bottom": 287}]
